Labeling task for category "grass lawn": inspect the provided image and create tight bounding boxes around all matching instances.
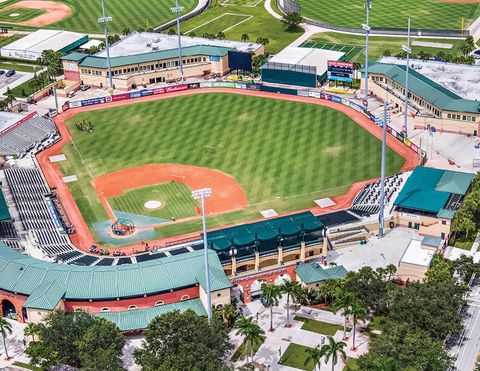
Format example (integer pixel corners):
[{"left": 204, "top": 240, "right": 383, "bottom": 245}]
[
  {"left": 0, "top": 8, "right": 44, "bottom": 22},
  {"left": 109, "top": 182, "right": 198, "bottom": 220},
  {"left": 303, "top": 32, "right": 467, "bottom": 63},
  {"left": 450, "top": 236, "right": 474, "bottom": 250},
  {"left": 344, "top": 358, "right": 361, "bottom": 371},
  {"left": 230, "top": 335, "right": 265, "bottom": 362},
  {"left": 0, "top": 0, "right": 196, "bottom": 34},
  {"left": 60, "top": 93, "right": 404, "bottom": 244},
  {"left": 10, "top": 75, "right": 49, "bottom": 97},
  {"left": 12, "top": 361, "right": 42, "bottom": 371},
  {"left": 298, "top": 0, "right": 480, "bottom": 30},
  {"left": 294, "top": 315, "right": 345, "bottom": 336},
  {"left": 0, "top": 34, "right": 23, "bottom": 48},
  {"left": 0, "top": 62, "right": 40, "bottom": 72},
  {"left": 279, "top": 343, "right": 315, "bottom": 371},
  {"left": 180, "top": 1, "right": 303, "bottom": 53}
]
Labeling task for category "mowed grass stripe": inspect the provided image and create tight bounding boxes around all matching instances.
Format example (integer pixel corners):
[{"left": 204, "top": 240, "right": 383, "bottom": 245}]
[{"left": 62, "top": 93, "right": 405, "bottom": 234}]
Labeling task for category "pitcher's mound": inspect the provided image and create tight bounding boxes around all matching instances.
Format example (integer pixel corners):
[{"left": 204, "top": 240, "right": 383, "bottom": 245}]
[{"left": 144, "top": 200, "right": 162, "bottom": 209}]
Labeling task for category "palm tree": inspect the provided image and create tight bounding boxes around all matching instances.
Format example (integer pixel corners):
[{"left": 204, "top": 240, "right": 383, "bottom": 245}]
[
  {"left": 24, "top": 322, "right": 41, "bottom": 342},
  {"left": 332, "top": 290, "right": 354, "bottom": 340},
  {"left": 385, "top": 264, "right": 397, "bottom": 281},
  {"left": 348, "top": 300, "right": 367, "bottom": 351},
  {"left": 282, "top": 280, "right": 300, "bottom": 327},
  {"left": 216, "top": 31, "right": 225, "bottom": 40},
  {"left": 261, "top": 284, "right": 282, "bottom": 331},
  {"left": 304, "top": 344, "right": 324, "bottom": 371},
  {"left": 321, "top": 336, "right": 347, "bottom": 371},
  {"left": 0, "top": 317, "right": 12, "bottom": 359},
  {"left": 221, "top": 303, "right": 237, "bottom": 327},
  {"left": 234, "top": 316, "right": 265, "bottom": 363},
  {"left": 241, "top": 33, "right": 249, "bottom": 42},
  {"left": 122, "top": 27, "right": 130, "bottom": 36}
]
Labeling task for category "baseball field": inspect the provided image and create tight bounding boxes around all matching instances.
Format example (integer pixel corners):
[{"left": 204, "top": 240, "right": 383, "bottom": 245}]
[
  {"left": 58, "top": 92, "right": 406, "bottom": 243},
  {"left": 298, "top": 0, "right": 480, "bottom": 30}
]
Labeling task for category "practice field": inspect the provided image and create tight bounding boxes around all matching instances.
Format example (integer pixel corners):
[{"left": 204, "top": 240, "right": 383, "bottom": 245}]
[
  {"left": 0, "top": 8, "right": 44, "bottom": 22},
  {"left": 59, "top": 92, "right": 405, "bottom": 240},
  {"left": 301, "top": 41, "right": 364, "bottom": 62},
  {"left": 108, "top": 182, "right": 198, "bottom": 221},
  {"left": 0, "top": 0, "right": 196, "bottom": 33},
  {"left": 298, "top": 0, "right": 480, "bottom": 30}
]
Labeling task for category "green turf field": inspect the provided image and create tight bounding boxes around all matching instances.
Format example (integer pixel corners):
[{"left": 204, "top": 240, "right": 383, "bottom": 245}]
[
  {"left": 59, "top": 93, "right": 405, "bottom": 244},
  {"left": 298, "top": 0, "right": 480, "bottom": 30},
  {"left": 0, "top": 0, "right": 196, "bottom": 33},
  {"left": 180, "top": 1, "right": 303, "bottom": 53},
  {"left": 303, "top": 32, "right": 468, "bottom": 62},
  {"left": 0, "top": 8, "right": 44, "bottom": 23},
  {"left": 109, "top": 182, "right": 198, "bottom": 220}
]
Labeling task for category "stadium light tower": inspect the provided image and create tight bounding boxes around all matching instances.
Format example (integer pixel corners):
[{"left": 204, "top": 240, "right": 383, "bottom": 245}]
[
  {"left": 402, "top": 18, "right": 412, "bottom": 137},
  {"left": 98, "top": 0, "right": 113, "bottom": 88},
  {"left": 362, "top": 0, "right": 372, "bottom": 106},
  {"left": 192, "top": 188, "right": 212, "bottom": 321},
  {"left": 171, "top": 0, "right": 185, "bottom": 82},
  {"left": 378, "top": 101, "right": 387, "bottom": 237}
]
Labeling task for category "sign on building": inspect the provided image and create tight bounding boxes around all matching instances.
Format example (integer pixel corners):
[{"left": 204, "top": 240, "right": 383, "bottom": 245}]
[{"left": 327, "top": 60, "right": 353, "bottom": 83}]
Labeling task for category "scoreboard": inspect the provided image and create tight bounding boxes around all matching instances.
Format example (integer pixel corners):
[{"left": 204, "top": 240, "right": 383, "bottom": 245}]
[{"left": 327, "top": 60, "right": 354, "bottom": 83}]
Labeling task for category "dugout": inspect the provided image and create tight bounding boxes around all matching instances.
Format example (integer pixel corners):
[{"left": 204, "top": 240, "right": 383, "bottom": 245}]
[{"left": 261, "top": 47, "right": 345, "bottom": 88}]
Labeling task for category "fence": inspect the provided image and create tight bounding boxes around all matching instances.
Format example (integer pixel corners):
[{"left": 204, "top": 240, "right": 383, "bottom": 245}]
[
  {"left": 154, "top": 0, "right": 212, "bottom": 32},
  {"left": 63, "top": 81, "right": 426, "bottom": 162},
  {"left": 278, "top": 0, "right": 469, "bottom": 37}
]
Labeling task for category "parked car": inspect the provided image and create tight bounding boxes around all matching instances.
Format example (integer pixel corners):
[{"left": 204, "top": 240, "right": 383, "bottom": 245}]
[
  {"left": 67, "top": 91, "right": 75, "bottom": 98},
  {"left": 80, "top": 84, "right": 90, "bottom": 91},
  {"left": 0, "top": 70, "right": 5, "bottom": 76},
  {"left": 5, "top": 70, "right": 15, "bottom": 77}
]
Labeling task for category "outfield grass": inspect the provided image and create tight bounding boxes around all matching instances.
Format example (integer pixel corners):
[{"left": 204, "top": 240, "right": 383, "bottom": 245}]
[
  {"left": 279, "top": 343, "right": 315, "bottom": 371},
  {"left": 298, "top": 0, "right": 480, "bottom": 30},
  {"left": 303, "top": 32, "right": 467, "bottom": 62},
  {"left": 0, "top": 8, "right": 44, "bottom": 22},
  {"left": 231, "top": 335, "right": 265, "bottom": 362},
  {"left": 60, "top": 93, "right": 404, "bottom": 244},
  {"left": 294, "top": 315, "right": 345, "bottom": 336},
  {"left": 109, "top": 182, "right": 198, "bottom": 220},
  {"left": 180, "top": 1, "right": 303, "bottom": 53}
]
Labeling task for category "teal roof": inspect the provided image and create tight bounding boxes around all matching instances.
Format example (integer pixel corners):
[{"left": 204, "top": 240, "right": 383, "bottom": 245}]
[
  {"left": 94, "top": 299, "right": 206, "bottom": 332},
  {"left": 365, "top": 63, "right": 480, "bottom": 114},
  {"left": 435, "top": 170, "right": 474, "bottom": 195},
  {"left": 23, "top": 281, "right": 65, "bottom": 310},
  {"left": 436, "top": 208, "right": 455, "bottom": 220},
  {"left": 0, "top": 243, "right": 230, "bottom": 300},
  {"left": 60, "top": 52, "right": 89, "bottom": 62},
  {"left": 0, "top": 189, "right": 10, "bottom": 221},
  {"left": 69, "top": 45, "right": 231, "bottom": 69},
  {"left": 394, "top": 167, "right": 473, "bottom": 214},
  {"left": 422, "top": 236, "right": 443, "bottom": 247},
  {"left": 207, "top": 212, "right": 324, "bottom": 251},
  {"left": 295, "top": 262, "right": 348, "bottom": 284}
]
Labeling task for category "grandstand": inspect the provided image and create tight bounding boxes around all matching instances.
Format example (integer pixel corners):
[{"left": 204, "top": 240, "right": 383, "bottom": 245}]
[{"left": 0, "top": 113, "right": 59, "bottom": 158}]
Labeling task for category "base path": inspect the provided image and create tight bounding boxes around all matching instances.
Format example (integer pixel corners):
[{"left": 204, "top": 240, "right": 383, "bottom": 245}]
[
  {"left": 37, "top": 88, "right": 419, "bottom": 255},
  {"left": 92, "top": 164, "right": 248, "bottom": 222},
  {"left": 2, "top": 1, "right": 71, "bottom": 27}
]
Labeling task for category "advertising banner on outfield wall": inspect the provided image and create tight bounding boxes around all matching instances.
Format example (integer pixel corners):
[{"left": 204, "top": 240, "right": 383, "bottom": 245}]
[
  {"left": 166, "top": 84, "right": 188, "bottom": 92},
  {"left": 62, "top": 103, "right": 70, "bottom": 111},
  {"left": 246, "top": 84, "right": 261, "bottom": 91},
  {"left": 297, "top": 90, "right": 309, "bottom": 97},
  {"left": 153, "top": 87, "right": 166, "bottom": 95},
  {"left": 188, "top": 83, "right": 200, "bottom": 89},
  {"left": 212, "top": 82, "right": 236, "bottom": 88},
  {"left": 234, "top": 82, "right": 247, "bottom": 89},
  {"left": 70, "top": 101, "right": 82, "bottom": 108},
  {"left": 200, "top": 82, "right": 212, "bottom": 88},
  {"left": 330, "top": 95, "right": 342, "bottom": 104},
  {"left": 112, "top": 93, "right": 130, "bottom": 102},
  {"left": 308, "top": 91, "right": 320, "bottom": 99},
  {"left": 80, "top": 97, "right": 107, "bottom": 106}
]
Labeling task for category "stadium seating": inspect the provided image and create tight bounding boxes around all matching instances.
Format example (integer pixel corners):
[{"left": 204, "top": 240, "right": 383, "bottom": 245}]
[{"left": 0, "top": 116, "right": 58, "bottom": 158}]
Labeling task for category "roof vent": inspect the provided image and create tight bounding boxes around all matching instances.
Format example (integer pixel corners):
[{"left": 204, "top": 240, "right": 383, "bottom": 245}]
[{"left": 146, "top": 43, "right": 151, "bottom": 47}]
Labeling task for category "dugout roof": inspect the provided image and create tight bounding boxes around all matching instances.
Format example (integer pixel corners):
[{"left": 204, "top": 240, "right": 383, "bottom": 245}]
[
  {"left": 365, "top": 63, "right": 480, "bottom": 114},
  {"left": 207, "top": 211, "right": 324, "bottom": 251}
]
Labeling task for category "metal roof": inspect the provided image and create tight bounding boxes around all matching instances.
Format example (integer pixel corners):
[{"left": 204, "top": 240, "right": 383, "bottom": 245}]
[
  {"left": 435, "top": 170, "right": 474, "bottom": 195},
  {"left": 0, "top": 190, "right": 11, "bottom": 221},
  {"left": 0, "top": 243, "right": 230, "bottom": 300},
  {"left": 23, "top": 281, "right": 65, "bottom": 310},
  {"left": 64, "top": 45, "right": 232, "bottom": 69},
  {"left": 365, "top": 62, "right": 480, "bottom": 114},
  {"left": 295, "top": 262, "right": 348, "bottom": 284},
  {"left": 94, "top": 298, "right": 206, "bottom": 332},
  {"left": 421, "top": 236, "right": 444, "bottom": 248}
]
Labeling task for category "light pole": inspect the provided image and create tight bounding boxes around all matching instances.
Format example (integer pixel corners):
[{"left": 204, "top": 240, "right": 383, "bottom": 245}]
[
  {"left": 192, "top": 188, "right": 212, "bottom": 320},
  {"left": 171, "top": 0, "right": 185, "bottom": 82},
  {"left": 378, "top": 100, "right": 387, "bottom": 237},
  {"left": 402, "top": 18, "right": 412, "bottom": 137},
  {"left": 98, "top": 0, "right": 113, "bottom": 89},
  {"left": 362, "top": 0, "right": 372, "bottom": 106}
]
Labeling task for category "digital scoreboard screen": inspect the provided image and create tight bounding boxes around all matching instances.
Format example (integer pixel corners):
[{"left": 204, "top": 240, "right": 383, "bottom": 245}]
[{"left": 327, "top": 60, "right": 354, "bottom": 83}]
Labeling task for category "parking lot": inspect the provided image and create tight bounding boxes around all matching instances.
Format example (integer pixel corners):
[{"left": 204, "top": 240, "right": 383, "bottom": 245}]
[{"left": 0, "top": 69, "right": 32, "bottom": 96}]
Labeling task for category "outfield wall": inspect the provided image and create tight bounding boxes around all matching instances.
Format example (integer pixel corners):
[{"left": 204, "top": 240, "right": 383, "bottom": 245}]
[{"left": 62, "top": 82, "right": 426, "bottom": 161}]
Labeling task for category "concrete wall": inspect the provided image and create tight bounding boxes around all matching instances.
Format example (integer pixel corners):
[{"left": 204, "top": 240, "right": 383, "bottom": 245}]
[
  {"left": 398, "top": 262, "right": 428, "bottom": 282},
  {"left": 26, "top": 300, "right": 65, "bottom": 324},
  {"left": 199, "top": 286, "right": 231, "bottom": 310},
  {"left": 393, "top": 210, "right": 451, "bottom": 239}
]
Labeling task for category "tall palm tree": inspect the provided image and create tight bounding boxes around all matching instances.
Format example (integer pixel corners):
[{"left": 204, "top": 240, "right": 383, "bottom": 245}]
[
  {"left": 241, "top": 33, "right": 249, "bottom": 42},
  {"left": 385, "top": 264, "right": 397, "bottom": 281},
  {"left": 282, "top": 280, "right": 300, "bottom": 327},
  {"left": 24, "top": 322, "right": 41, "bottom": 342},
  {"left": 348, "top": 300, "right": 367, "bottom": 351},
  {"left": 321, "top": 336, "right": 347, "bottom": 371},
  {"left": 304, "top": 344, "right": 325, "bottom": 371},
  {"left": 234, "top": 316, "right": 265, "bottom": 363},
  {"left": 0, "top": 317, "right": 12, "bottom": 359},
  {"left": 221, "top": 303, "right": 237, "bottom": 327},
  {"left": 261, "top": 284, "right": 282, "bottom": 331},
  {"left": 121, "top": 27, "right": 130, "bottom": 36},
  {"left": 332, "top": 290, "right": 354, "bottom": 340}
]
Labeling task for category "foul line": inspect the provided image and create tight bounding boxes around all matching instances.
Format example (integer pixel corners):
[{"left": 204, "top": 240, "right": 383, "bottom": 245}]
[{"left": 185, "top": 12, "right": 252, "bottom": 33}]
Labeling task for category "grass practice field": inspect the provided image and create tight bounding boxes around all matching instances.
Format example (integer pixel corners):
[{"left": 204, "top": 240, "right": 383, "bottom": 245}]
[
  {"left": 109, "top": 182, "right": 198, "bottom": 221},
  {"left": 0, "top": 8, "right": 44, "bottom": 23},
  {"left": 181, "top": 0, "right": 302, "bottom": 53},
  {"left": 298, "top": 0, "right": 480, "bottom": 30},
  {"left": 60, "top": 93, "right": 405, "bottom": 242},
  {"left": 302, "top": 32, "right": 468, "bottom": 62},
  {"left": 0, "top": 0, "right": 196, "bottom": 33}
]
